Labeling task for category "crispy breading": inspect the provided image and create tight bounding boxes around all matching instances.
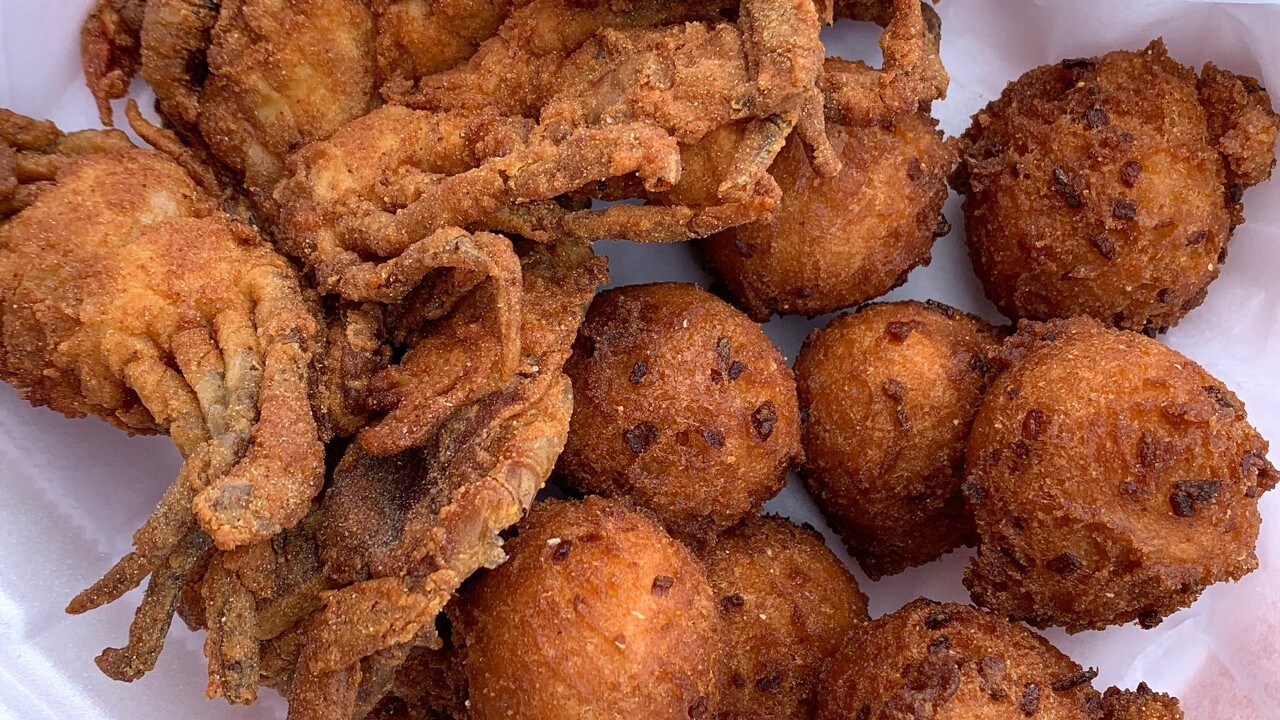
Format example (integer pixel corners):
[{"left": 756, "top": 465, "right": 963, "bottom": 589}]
[
  {"left": 953, "top": 40, "right": 1280, "bottom": 333},
  {"left": 557, "top": 282, "right": 801, "bottom": 544},
  {"left": 964, "top": 317, "right": 1277, "bottom": 631},
  {"left": 796, "top": 301, "right": 1002, "bottom": 579},
  {"left": 81, "top": 0, "right": 378, "bottom": 215},
  {"left": 700, "top": 96, "right": 955, "bottom": 320},
  {"left": 454, "top": 497, "right": 724, "bottom": 720},
  {"left": 701, "top": 515, "right": 868, "bottom": 719},
  {"left": 0, "top": 111, "right": 325, "bottom": 682},
  {"left": 816, "top": 600, "right": 1112, "bottom": 719},
  {"left": 1100, "top": 685, "right": 1185, "bottom": 720}
]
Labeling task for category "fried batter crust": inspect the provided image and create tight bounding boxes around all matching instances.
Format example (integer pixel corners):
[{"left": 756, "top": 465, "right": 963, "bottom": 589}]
[
  {"left": 1100, "top": 685, "right": 1184, "bottom": 720},
  {"left": 964, "top": 317, "right": 1277, "bottom": 632},
  {"left": 816, "top": 600, "right": 1108, "bottom": 720},
  {"left": 701, "top": 106, "right": 955, "bottom": 320},
  {"left": 456, "top": 497, "right": 724, "bottom": 720},
  {"left": 701, "top": 515, "right": 868, "bottom": 720},
  {"left": 954, "top": 40, "right": 1280, "bottom": 333},
  {"left": 558, "top": 282, "right": 801, "bottom": 543},
  {"left": 796, "top": 301, "right": 1001, "bottom": 579}
]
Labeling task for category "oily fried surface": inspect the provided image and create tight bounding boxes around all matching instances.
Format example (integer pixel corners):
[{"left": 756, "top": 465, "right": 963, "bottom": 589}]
[
  {"left": 197, "top": 0, "right": 377, "bottom": 210},
  {"left": 82, "top": 0, "right": 378, "bottom": 215},
  {"left": 816, "top": 600, "right": 1110, "bottom": 719},
  {"left": 374, "top": 0, "right": 525, "bottom": 99},
  {"left": 700, "top": 515, "right": 868, "bottom": 720},
  {"left": 700, "top": 107, "right": 954, "bottom": 321},
  {"left": 81, "top": 0, "right": 147, "bottom": 124},
  {"left": 273, "top": 104, "right": 534, "bottom": 293},
  {"left": 0, "top": 133, "right": 324, "bottom": 547},
  {"left": 396, "top": 0, "right": 733, "bottom": 115},
  {"left": 454, "top": 497, "right": 724, "bottom": 720},
  {"left": 318, "top": 239, "right": 606, "bottom": 583},
  {"left": 953, "top": 40, "right": 1280, "bottom": 334},
  {"left": 1100, "top": 685, "right": 1184, "bottom": 720},
  {"left": 795, "top": 301, "right": 1001, "bottom": 580},
  {"left": 270, "top": 240, "right": 604, "bottom": 720},
  {"left": 1, "top": 114, "right": 326, "bottom": 686},
  {"left": 1, "top": 131, "right": 207, "bottom": 430},
  {"left": 364, "top": 643, "right": 467, "bottom": 720},
  {"left": 964, "top": 317, "right": 1277, "bottom": 632},
  {"left": 557, "top": 282, "right": 801, "bottom": 543}
]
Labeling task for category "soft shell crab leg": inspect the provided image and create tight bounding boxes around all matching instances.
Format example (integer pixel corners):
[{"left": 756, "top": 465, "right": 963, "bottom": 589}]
[{"left": 289, "top": 372, "right": 574, "bottom": 720}]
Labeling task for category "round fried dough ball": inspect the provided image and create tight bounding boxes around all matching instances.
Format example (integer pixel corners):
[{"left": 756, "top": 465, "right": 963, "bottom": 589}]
[
  {"left": 456, "top": 497, "right": 723, "bottom": 720},
  {"left": 558, "top": 283, "right": 802, "bottom": 542},
  {"left": 1100, "top": 685, "right": 1185, "bottom": 720},
  {"left": 964, "top": 317, "right": 1277, "bottom": 632},
  {"left": 701, "top": 515, "right": 869, "bottom": 720},
  {"left": 816, "top": 599, "right": 1107, "bottom": 719},
  {"left": 699, "top": 111, "right": 955, "bottom": 321},
  {"left": 795, "top": 301, "right": 1002, "bottom": 579},
  {"left": 954, "top": 40, "right": 1280, "bottom": 334}
]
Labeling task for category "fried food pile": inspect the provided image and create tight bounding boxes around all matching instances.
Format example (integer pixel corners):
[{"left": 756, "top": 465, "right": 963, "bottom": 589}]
[{"left": 0, "top": 0, "right": 1274, "bottom": 717}]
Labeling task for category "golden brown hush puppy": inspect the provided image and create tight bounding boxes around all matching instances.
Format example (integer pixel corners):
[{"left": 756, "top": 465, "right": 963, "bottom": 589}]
[
  {"left": 815, "top": 599, "right": 1113, "bottom": 719},
  {"left": 964, "top": 317, "right": 1277, "bottom": 632},
  {"left": 699, "top": 111, "right": 955, "bottom": 321},
  {"left": 1100, "top": 684, "right": 1185, "bottom": 720},
  {"left": 795, "top": 301, "right": 1002, "bottom": 579},
  {"left": 454, "top": 497, "right": 723, "bottom": 720},
  {"left": 701, "top": 515, "right": 869, "bottom": 720},
  {"left": 953, "top": 40, "right": 1279, "bottom": 334},
  {"left": 557, "top": 283, "right": 802, "bottom": 542}
]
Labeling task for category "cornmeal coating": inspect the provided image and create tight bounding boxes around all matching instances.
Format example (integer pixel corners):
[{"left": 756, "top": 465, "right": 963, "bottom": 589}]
[
  {"left": 964, "top": 317, "right": 1277, "bottom": 631},
  {"left": 1100, "top": 684, "right": 1184, "bottom": 720},
  {"left": 816, "top": 600, "right": 1108, "bottom": 719},
  {"left": 796, "top": 301, "right": 1001, "bottom": 579},
  {"left": 557, "top": 283, "right": 801, "bottom": 542},
  {"left": 701, "top": 108, "right": 954, "bottom": 320},
  {"left": 455, "top": 497, "right": 723, "bottom": 720},
  {"left": 953, "top": 40, "right": 1279, "bottom": 333},
  {"left": 701, "top": 515, "right": 868, "bottom": 720}
]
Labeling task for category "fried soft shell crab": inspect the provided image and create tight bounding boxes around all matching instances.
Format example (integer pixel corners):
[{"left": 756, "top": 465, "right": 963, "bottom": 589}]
[
  {"left": 0, "top": 109, "right": 325, "bottom": 680},
  {"left": 0, "top": 0, "right": 1266, "bottom": 717}
]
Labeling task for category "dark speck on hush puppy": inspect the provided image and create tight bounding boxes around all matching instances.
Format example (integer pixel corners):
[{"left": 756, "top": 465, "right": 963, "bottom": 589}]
[
  {"left": 953, "top": 39, "right": 1279, "bottom": 334},
  {"left": 963, "top": 317, "right": 1277, "bottom": 632},
  {"left": 557, "top": 282, "right": 801, "bottom": 543}
]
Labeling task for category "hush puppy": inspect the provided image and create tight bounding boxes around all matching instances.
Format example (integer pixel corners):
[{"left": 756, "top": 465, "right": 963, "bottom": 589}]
[
  {"left": 795, "top": 301, "right": 1002, "bottom": 579},
  {"left": 954, "top": 40, "right": 1279, "bottom": 333},
  {"left": 815, "top": 599, "right": 1113, "bottom": 719},
  {"left": 558, "top": 283, "right": 802, "bottom": 542},
  {"left": 964, "top": 317, "right": 1277, "bottom": 631},
  {"left": 455, "top": 497, "right": 723, "bottom": 720},
  {"left": 701, "top": 515, "right": 869, "bottom": 720},
  {"left": 700, "top": 111, "right": 955, "bottom": 321}
]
